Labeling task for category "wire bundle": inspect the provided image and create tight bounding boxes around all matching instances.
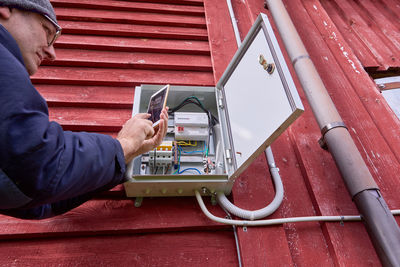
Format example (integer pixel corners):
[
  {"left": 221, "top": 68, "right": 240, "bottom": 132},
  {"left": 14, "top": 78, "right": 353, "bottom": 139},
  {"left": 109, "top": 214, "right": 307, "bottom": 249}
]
[
  {"left": 172, "top": 145, "right": 202, "bottom": 175},
  {"left": 167, "top": 96, "right": 218, "bottom": 175},
  {"left": 168, "top": 96, "right": 219, "bottom": 127}
]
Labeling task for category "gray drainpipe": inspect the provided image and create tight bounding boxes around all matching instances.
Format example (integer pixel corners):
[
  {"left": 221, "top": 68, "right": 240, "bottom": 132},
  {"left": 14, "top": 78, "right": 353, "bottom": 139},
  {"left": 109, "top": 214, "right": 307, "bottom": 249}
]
[{"left": 264, "top": 0, "right": 400, "bottom": 265}]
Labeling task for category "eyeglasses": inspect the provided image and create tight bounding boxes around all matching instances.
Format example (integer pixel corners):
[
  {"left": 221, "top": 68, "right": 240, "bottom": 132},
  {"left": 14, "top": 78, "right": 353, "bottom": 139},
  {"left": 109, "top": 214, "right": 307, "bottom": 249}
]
[{"left": 43, "top": 14, "right": 62, "bottom": 47}]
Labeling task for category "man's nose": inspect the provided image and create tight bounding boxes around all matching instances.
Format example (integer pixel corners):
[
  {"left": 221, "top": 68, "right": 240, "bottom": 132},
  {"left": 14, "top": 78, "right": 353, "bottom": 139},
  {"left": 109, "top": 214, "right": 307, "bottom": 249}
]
[{"left": 43, "top": 45, "right": 56, "bottom": 61}]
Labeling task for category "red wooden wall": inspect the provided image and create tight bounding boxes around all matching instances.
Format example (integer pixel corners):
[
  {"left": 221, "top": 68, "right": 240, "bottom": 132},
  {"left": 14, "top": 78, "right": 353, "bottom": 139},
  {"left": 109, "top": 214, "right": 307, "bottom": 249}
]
[
  {"left": 1, "top": 0, "right": 399, "bottom": 266},
  {"left": 220, "top": 0, "right": 400, "bottom": 265},
  {"left": 0, "top": 1, "right": 238, "bottom": 266}
]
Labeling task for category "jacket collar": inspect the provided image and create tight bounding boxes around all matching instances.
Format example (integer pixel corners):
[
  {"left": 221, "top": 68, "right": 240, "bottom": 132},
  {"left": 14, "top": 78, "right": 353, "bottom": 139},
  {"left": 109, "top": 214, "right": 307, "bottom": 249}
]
[{"left": 0, "top": 24, "right": 25, "bottom": 66}]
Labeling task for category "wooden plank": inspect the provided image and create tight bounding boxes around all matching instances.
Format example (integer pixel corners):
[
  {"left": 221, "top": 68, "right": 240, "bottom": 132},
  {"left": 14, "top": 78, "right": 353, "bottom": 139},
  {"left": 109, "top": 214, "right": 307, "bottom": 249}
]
[
  {"left": 31, "top": 66, "right": 215, "bottom": 87},
  {"left": 51, "top": 0, "right": 205, "bottom": 16},
  {"left": 48, "top": 107, "right": 131, "bottom": 131},
  {"left": 331, "top": 0, "right": 399, "bottom": 69},
  {"left": 0, "top": 198, "right": 230, "bottom": 239},
  {"left": 303, "top": 0, "right": 400, "bottom": 166},
  {"left": 234, "top": 1, "right": 338, "bottom": 264},
  {"left": 288, "top": 109, "right": 380, "bottom": 265},
  {"left": 320, "top": 0, "right": 380, "bottom": 69},
  {"left": 379, "top": 0, "right": 400, "bottom": 24},
  {"left": 226, "top": 0, "right": 337, "bottom": 264},
  {"left": 111, "top": 0, "right": 205, "bottom": 6},
  {"left": 55, "top": 35, "right": 210, "bottom": 55},
  {"left": 230, "top": 156, "right": 294, "bottom": 266},
  {"left": 0, "top": 231, "right": 238, "bottom": 266},
  {"left": 203, "top": 0, "right": 237, "bottom": 82},
  {"left": 229, "top": 0, "right": 255, "bottom": 42},
  {"left": 58, "top": 20, "right": 208, "bottom": 40},
  {"left": 43, "top": 49, "right": 212, "bottom": 71},
  {"left": 36, "top": 85, "right": 134, "bottom": 108},
  {"left": 284, "top": 0, "right": 400, "bottom": 264},
  {"left": 0, "top": 1, "right": 239, "bottom": 266},
  {"left": 357, "top": 0, "right": 400, "bottom": 51},
  {"left": 55, "top": 7, "right": 207, "bottom": 28},
  {"left": 232, "top": 0, "right": 396, "bottom": 265},
  {"left": 204, "top": 1, "right": 294, "bottom": 266},
  {"left": 274, "top": 131, "right": 336, "bottom": 266}
]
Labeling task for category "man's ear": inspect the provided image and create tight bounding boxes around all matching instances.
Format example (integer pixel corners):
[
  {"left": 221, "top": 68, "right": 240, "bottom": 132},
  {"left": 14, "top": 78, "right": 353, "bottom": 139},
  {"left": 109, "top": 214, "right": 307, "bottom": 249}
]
[{"left": 0, "top": 7, "right": 12, "bottom": 20}]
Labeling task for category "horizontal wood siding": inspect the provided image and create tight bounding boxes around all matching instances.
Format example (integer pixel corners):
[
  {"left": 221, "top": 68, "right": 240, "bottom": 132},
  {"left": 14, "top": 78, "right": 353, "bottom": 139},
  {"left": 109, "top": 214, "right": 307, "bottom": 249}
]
[
  {"left": 2, "top": 0, "right": 400, "bottom": 266},
  {"left": 0, "top": 231, "right": 237, "bottom": 266},
  {"left": 0, "top": 1, "right": 239, "bottom": 266},
  {"left": 31, "top": 0, "right": 214, "bottom": 136}
]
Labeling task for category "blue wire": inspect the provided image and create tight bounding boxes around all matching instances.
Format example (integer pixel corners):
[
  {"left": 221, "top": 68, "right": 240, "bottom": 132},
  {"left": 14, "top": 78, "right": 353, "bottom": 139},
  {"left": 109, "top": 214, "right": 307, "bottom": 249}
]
[
  {"left": 173, "top": 146, "right": 203, "bottom": 175},
  {"left": 178, "top": 168, "right": 202, "bottom": 175},
  {"left": 181, "top": 150, "right": 204, "bottom": 154},
  {"left": 178, "top": 144, "right": 205, "bottom": 154}
]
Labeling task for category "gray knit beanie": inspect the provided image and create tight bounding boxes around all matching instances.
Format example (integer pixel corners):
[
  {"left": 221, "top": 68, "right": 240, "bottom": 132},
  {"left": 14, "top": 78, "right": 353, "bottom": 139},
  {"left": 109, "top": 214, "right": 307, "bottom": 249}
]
[{"left": 0, "top": 0, "right": 58, "bottom": 25}]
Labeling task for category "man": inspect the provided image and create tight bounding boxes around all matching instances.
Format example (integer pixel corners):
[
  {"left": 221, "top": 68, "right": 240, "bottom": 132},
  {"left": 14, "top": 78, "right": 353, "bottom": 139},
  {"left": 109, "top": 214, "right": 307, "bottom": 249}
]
[{"left": 0, "top": 0, "right": 168, "bottom": 219}]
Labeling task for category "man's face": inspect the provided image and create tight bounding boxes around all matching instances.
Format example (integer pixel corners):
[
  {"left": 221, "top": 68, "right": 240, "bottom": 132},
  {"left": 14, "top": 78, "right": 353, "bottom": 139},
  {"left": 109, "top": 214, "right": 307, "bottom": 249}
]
[{"left": 2, "top": 8, "right": 57, "bottom": 75}]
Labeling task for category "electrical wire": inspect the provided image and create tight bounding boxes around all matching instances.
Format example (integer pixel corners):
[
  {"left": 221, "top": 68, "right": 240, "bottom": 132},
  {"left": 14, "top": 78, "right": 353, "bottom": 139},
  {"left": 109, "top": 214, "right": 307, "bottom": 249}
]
[
  {"left": 169, "top": 96, "right": 216, "bottom": 160},
  {"left": 179, "top": 168, "right": 202, "bottom": 175},
  {"left": 164, "top": 165, "right": 170, "bottom": 175},
  {"left": 178, "top": 143, "right": 206, "bottom": 154},
  {"left": 177, "top": 140, "right": 197, "bottom": 146},
  {"left": 172, "top": 145, "right": 203, "bottom": 175},
  {"left": 220, "top": 205, "right": 243, "bottom": 267},
  {"left": 169, "top": 96, "right": 218, "bottom": 125},
  {"left": 195, "top": 190, "right": 400, "bottom": 226}
]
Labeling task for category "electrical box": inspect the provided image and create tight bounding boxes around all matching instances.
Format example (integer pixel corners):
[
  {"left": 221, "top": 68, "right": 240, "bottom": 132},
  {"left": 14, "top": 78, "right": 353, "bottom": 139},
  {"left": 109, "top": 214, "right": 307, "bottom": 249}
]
[
  {"left": 174, "top": 112, "right": 209, "bottom": 141},
  {"left": 124, "top": 13, "right": 304, "bottom": 197}
]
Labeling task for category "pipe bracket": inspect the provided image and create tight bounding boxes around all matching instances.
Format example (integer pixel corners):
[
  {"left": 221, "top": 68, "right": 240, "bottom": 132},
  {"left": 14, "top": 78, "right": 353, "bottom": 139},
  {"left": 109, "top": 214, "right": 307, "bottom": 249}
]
[
  {"left": 318, "top": 122, "right": 348, "bottom": 150},
  {"left": 292, "top": 54, "right": 310, "bottom": 66}
]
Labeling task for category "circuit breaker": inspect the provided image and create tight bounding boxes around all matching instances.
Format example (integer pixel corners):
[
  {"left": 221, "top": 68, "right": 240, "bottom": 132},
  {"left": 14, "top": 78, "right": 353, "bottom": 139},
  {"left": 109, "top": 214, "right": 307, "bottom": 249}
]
[{"left": 124, "top": 13, "right": 304, "bottom": 197}]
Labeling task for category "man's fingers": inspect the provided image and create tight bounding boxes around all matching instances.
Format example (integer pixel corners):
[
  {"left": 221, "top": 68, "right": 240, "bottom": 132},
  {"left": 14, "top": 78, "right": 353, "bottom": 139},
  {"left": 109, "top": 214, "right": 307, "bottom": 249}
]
[
  {"left": 144, "top": 123, "right": 155, "bottom": 139},
  {"left": 151, "top": 119, "right": 165, "bottom": 146},
  {"left": 135, "top": 113, "right": 151, "bottom": 119}
]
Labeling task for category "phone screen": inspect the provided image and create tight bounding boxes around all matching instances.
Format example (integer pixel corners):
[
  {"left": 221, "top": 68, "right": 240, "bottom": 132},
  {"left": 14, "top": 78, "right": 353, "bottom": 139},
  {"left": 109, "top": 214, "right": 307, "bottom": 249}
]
[{"left": 147, "top": 85, "right": 169, "bottom": 126}]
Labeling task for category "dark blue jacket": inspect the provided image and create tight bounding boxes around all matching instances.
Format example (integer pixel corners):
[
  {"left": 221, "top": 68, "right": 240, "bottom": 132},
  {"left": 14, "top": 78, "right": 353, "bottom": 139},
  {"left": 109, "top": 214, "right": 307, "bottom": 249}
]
[{"left": 0, "top": 25, "right": 126, "bottom": 219}]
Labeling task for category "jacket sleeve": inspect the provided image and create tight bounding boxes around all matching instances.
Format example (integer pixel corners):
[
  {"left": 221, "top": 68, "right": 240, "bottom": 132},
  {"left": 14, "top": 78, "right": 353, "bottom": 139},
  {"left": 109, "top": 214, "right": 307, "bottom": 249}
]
[
  {"left": 0, "top": 46, "right": 126, "bottom": 216},
  {"left": 1, "top": 193, "right": 93, "bottom": 219}
]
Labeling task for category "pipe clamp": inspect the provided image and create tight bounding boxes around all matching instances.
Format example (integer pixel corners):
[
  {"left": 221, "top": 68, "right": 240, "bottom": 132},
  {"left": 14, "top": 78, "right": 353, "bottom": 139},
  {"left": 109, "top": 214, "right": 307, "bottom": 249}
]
[
  {"left": 292, "top": 54, "right": 310, "bottom": 66},
  {"left": 319, "top": 122, "right": 348, "bottom": 150}
]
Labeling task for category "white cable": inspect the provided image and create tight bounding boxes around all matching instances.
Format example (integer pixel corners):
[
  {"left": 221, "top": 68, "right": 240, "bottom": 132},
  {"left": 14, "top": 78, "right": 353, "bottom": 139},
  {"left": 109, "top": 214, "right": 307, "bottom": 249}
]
[
  {"left": 216, "top": 148, "right": 284, "bottom": 220},
  {"left": 196, "top": 190, "right": 400, "bottom": 226}
]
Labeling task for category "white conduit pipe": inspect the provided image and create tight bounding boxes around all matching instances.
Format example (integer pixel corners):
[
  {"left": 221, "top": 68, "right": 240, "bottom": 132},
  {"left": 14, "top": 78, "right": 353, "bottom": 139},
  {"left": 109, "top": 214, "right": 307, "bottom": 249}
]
[
  {"left": 213, "top": 0, "right": 400, "bottom": 235},
  {"left": 217, "top": 147, "right": 284, "bottom": 220},
  {"left": 196, "top": 190, "right": 400, "bottom": 227},
  {"left": 226, "top": 0, "right": 242, "bottom": 48},
  {"left": 217, "top": 0, "right": 285, "bottom": 220}
]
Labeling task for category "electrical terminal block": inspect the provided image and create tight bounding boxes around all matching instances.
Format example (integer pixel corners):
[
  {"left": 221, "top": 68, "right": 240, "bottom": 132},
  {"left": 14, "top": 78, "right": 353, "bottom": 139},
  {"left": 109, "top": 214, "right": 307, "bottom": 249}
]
[
  {"left": 149, "top": 142, "right": 173, "bottom": 168},
  {"left": 156, "top": 141, "right": 173, "bottom": 151}
]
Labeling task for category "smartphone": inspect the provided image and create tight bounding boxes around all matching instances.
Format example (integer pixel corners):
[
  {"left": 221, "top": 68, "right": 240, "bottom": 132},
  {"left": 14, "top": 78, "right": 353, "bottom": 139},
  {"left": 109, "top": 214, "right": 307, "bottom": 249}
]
[{"left": 147, "top": 84, "right": 170, "bottom": 128}]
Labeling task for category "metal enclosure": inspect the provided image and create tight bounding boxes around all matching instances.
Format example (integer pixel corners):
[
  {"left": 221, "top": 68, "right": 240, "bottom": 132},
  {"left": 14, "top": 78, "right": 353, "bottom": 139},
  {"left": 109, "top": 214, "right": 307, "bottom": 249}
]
[
  {"left": 217, "top": 13, "right": 303, "bottom": 180},
  {"left": 124, "top": 13, "right": 303, "bottom": 197}
]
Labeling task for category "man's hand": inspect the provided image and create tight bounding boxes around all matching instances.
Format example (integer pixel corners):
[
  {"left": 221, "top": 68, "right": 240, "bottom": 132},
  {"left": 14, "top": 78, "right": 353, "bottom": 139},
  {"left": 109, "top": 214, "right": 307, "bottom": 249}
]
[{"left": 116, "top": 107, "right": 169, "bottom": 164}]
